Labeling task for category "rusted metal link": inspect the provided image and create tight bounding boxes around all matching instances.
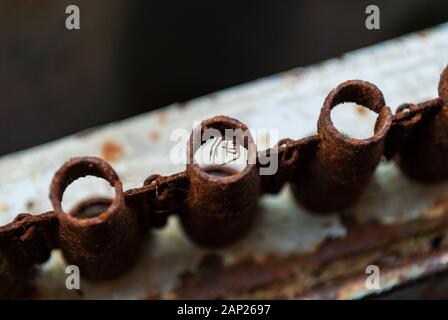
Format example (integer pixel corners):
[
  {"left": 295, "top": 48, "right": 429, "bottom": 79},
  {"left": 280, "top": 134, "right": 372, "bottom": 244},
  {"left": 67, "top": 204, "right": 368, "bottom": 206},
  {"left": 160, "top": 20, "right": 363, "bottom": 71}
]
[
  {"left": 0, "top": 212, "right": 57, "bottom": 299},
  {"left": 49, "top": 157, "right": 143, "bottom": 280},
  {"left": 291, "top": 80, "right": 393, "bottom": 212},
  {"left": 181, "top": 116, "right": 260, "bottom": 247},
  {"left": 2, "top": 65, "right": 448, "bottom": 298},
  {"left": 387, "top": 66, "right": 448, "bottom": 182},
  {"left": 0, "top": 244, "right": 30, "bottom": 299},
  {"left": 125, "top": 171, "right": 189, "bottom": 229},
  {"left": 258, "top": 136, "right": 319, "bottom": 194}
]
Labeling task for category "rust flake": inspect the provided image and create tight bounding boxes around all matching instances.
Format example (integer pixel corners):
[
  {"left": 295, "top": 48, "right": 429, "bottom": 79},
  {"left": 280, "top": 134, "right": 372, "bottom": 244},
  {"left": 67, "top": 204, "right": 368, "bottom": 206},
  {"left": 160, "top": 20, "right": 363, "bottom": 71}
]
[
  {"left": 356, "top": 105, "right": 368, "bottom": 116},
  {"left": 156, "top": 112, "right": 167, "bottom": 124},
  {"left": 0, "top": 202, "right": 10, "bottom": 213},
  {"left": 26, "top": 200, "right": 35, "bottom": 211},
  {"left": 101, "top": 140, "right": 124, "bottom": 163},
  {"left": 149, "top": 130, "right": 161, "bottom": 142}
]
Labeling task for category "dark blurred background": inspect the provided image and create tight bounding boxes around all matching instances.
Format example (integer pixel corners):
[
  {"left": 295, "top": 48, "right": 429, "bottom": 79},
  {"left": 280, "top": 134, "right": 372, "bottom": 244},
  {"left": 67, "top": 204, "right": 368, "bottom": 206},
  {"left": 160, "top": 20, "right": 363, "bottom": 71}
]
[{"left": 2, "top": 0, "right": 448, "bottom": 155}]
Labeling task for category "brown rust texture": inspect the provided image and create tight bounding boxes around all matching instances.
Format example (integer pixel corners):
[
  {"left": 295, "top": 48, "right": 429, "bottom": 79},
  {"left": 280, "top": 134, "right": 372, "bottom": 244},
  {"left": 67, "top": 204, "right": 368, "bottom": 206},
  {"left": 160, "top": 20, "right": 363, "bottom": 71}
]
[
  {"left": 1, "top": 65, "right": 448, "bottom": 298},
  {"left": 291, "top": 80, "right": 392, "bottom": 212},
  {"left": 172, "top": 210, "right": 448, "bottom": 299},
  {"left": 181, "top": 116, "right": 261, "bottom": 247},
  {"left": 149, "top": 130, "right": 160, "bottom": 142},
  {"left": 388, "top": 66, "right": 448, "bottom": 182},
  {"left": 49, "top": 157, "right": 143, "bottom": 281},
  {"left": 101, "top": 140, "right": 123, "bottom": 163}
]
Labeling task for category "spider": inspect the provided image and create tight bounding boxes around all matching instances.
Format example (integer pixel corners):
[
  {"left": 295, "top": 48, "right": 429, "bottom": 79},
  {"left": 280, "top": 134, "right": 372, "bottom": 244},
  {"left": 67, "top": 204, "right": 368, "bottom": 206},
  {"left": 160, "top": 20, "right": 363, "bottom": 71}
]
[{"left": 209, "top": 136, "right": 241, "bottom": 166}]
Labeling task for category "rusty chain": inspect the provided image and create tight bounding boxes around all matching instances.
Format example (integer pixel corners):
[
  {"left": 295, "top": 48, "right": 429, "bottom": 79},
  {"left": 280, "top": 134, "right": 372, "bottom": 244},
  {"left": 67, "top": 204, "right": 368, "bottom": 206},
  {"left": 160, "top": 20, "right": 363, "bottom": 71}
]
[{"left": 1, "top": 65, "right": 448, "bottom": 299}]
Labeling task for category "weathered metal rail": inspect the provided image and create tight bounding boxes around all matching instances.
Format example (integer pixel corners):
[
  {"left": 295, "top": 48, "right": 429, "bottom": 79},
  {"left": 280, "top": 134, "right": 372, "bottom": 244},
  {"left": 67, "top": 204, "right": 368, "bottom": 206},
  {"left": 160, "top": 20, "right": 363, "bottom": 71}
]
[
  {"left": 1, "top": 62, "right": 448, "bottom": 299},
  {"left": 0, "top": 23, "right": 448, "bottom": 298}
]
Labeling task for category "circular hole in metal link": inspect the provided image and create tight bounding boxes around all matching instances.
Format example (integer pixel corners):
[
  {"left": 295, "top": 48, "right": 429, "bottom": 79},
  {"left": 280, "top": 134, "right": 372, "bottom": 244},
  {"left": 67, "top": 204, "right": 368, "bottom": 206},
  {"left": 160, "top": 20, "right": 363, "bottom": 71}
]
[
  {"left": 50, "top": 157, "right": 124, "bottom": 223},
  {"left": 331, "top": 102, "right": 378, "bottom": 139},
  {"left": 187, "top": 116, "right": 257, "bottom": 181},
  {"left": 319, "top": 80, "right": 392, "bottom": 143}
]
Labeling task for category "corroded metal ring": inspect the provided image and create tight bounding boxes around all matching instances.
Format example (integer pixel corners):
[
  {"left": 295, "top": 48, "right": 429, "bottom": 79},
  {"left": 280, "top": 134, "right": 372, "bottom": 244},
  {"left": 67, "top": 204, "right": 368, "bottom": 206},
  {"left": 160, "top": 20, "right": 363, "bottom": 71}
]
[
  {"left": 50, "top": 157, "right": 142, "bottom": 280},
  {"left": 318, "top": 80, "right": 392, "bottom": 146},
  {"left": 187, "top": 115, "right": 258, "bottom": 175},
  {"left": 395, "top": 67, "right": 448, "bottom": 182},
  {"left": 292, "top": 81, "right": 392, "bottom": 213},
  {"left": 182, "top": 115, "right": 260, "bottom": 247},
  {"left": 50, "top": 157, "right": 124, "bottom": 224}
]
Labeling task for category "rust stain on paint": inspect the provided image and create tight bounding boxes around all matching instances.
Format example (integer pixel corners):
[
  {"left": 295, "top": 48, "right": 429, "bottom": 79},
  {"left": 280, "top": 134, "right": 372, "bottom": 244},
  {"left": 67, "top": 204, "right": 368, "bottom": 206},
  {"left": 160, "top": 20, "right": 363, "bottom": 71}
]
[{"left": 101, "top": 140, "right": 123, "bottom": 163}]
